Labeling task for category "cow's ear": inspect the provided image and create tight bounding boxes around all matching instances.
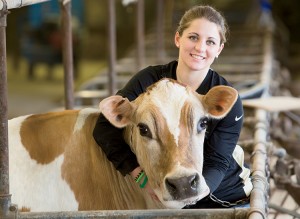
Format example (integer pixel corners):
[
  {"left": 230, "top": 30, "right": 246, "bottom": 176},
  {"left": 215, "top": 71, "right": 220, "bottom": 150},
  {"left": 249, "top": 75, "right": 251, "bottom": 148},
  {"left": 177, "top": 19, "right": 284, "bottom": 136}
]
[
  {"left": 99, "top": 96, "right": 136, "bottom": 128},
  {"left": 201, "top": 86, "right": 238, "bottom": 119}
]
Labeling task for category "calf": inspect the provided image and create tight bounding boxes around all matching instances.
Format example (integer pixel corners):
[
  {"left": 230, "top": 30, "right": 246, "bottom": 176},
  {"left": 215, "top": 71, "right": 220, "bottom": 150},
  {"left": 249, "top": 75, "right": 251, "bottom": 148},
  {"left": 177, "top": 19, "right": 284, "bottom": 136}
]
[{"left": 8, "top": 78, "right": 237, "bottom": 212}]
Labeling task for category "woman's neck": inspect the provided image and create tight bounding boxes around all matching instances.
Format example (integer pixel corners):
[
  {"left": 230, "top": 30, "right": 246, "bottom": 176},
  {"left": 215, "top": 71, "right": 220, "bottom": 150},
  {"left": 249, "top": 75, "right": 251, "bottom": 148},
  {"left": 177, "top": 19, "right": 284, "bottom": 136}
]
[{"left": 176, "top": 64, "right": 209, "bottom": 91}]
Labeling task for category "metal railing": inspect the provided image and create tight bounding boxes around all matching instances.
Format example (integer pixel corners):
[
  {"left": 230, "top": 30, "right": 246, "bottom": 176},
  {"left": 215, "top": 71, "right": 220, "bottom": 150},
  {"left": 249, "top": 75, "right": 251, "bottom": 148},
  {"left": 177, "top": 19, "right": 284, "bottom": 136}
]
[
  {"left": 247, "top": 30, "right": 274, "bottom": 219},
  {"left": 0, "top": 0, "right": 75, "bottom": 218},
  {"left": 0, "top": 1, "right": 274, "bottom": 218},
  {"left": 0, "top": 0, "right": 50, "bottom": 10}
]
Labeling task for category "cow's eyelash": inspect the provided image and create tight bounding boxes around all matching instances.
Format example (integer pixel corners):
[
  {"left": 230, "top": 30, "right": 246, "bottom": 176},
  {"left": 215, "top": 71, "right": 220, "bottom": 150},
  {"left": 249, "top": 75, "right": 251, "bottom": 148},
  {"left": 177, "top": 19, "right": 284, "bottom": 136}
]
[
  {"left": 197, "top": 117, "right": 208, "bottom": 134},
  {"left": 137, "top": 123, "right": 152, "bottom": 139}
]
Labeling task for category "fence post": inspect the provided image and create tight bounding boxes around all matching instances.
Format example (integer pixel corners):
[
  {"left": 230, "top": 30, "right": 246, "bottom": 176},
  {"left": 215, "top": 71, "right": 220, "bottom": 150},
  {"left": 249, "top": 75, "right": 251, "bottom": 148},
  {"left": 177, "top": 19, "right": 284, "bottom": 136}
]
[
  {"left": 0, "top": 1, "right": 9, "bottom": 217},
  {"left": 60, "top": 0, "right": 74, "bottom": 109},
  {"left": 136, "top": 0, "right": 145, "bottom": 70},
  {"left": 107, "top": 0, "right": 117, "bottom": 95},
  {"left": 0, "top": 2, "right": 17, "bottom": 218},
  {"left": 156, "top": 0, "right": 165, "bottom": 64}
]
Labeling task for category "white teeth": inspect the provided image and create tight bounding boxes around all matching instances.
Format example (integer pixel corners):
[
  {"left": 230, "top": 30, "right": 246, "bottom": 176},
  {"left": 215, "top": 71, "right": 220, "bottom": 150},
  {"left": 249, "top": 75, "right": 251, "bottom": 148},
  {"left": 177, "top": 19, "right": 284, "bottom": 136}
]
[{"left": 191, "top": 54, "right": 205, "bottom": 60}]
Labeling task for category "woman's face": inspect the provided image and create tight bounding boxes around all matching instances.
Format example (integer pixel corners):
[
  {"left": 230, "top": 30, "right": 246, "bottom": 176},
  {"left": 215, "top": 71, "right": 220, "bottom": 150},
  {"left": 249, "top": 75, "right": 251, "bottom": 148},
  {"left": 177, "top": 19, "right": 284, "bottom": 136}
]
[{"left": 175, "top": 18, "right": 224, "bottom": 72}]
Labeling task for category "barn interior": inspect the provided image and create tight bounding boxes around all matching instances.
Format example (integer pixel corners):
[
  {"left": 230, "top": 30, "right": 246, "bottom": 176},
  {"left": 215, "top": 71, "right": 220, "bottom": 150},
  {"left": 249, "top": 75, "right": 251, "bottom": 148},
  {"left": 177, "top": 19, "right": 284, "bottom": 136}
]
[{"left": 1, "top": 0, "right": 300, "bottom": 218}]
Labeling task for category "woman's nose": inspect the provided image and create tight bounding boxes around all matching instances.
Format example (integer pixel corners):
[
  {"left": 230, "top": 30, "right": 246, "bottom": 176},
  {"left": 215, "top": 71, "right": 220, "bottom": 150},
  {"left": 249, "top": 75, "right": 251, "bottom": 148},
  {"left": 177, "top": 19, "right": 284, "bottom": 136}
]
[{"left": 195, "top": 40, "right": 206, "bottom": 52}]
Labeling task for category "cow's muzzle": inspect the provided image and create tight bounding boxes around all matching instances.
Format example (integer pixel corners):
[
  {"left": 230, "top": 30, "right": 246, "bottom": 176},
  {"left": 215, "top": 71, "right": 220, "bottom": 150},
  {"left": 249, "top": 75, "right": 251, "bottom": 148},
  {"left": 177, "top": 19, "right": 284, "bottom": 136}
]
[{"left": 165, "top": 173, "right": 199, "bottom": 200}]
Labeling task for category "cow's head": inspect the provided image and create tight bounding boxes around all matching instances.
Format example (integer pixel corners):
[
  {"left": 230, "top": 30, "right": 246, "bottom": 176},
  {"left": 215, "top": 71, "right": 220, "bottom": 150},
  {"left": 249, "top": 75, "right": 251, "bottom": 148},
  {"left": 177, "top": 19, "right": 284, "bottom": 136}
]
[{"left": 99, "top": 78, "right": 238, "bottom": 208}]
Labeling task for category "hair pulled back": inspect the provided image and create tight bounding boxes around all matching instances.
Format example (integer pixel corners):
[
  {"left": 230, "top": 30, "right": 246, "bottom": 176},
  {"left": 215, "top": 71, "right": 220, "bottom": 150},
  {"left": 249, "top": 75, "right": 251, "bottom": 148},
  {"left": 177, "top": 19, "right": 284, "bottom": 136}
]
[{"left": 176, "top": 5, "right": 229, "bottom": 44}]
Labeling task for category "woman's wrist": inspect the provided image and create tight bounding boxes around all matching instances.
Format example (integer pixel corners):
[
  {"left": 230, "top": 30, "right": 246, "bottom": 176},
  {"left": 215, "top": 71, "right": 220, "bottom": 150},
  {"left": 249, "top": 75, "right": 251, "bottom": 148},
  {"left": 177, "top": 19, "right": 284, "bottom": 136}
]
[
  {"left": 130, "top": 166, "right": 148, "bottom": 188},
  {"left": 130, "top": 166, "right": 143, "bottom": 179}
]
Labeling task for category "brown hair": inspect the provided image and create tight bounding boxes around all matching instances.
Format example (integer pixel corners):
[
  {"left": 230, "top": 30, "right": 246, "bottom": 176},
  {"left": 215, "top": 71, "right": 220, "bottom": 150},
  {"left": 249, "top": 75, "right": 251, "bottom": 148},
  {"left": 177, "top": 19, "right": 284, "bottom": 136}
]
[{"left": 176, "top": 5, "right": 229, "bottom": 44}]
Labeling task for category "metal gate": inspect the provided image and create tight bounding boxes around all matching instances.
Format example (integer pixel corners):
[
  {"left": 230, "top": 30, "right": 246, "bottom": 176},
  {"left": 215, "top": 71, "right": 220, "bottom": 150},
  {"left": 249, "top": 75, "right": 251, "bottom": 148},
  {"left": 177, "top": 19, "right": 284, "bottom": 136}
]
[{"left": 2, "top": 0, "right": 296, "bottom": 218}]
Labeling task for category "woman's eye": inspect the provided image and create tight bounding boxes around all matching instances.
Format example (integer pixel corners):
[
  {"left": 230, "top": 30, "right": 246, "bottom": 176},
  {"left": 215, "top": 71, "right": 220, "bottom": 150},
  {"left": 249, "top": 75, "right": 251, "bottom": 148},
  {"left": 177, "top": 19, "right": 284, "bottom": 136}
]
[
  {"left": 137, "top": 123, "right": 152, "bottom": 139},
  {"left": 189, "top": 36, "right": 198, "bottom": 41},
  {"left": 197, "top": 117, "right": 208, "bottom": 133},
  {"left": 207, "top": 40, "right": 216, "bottom": 46}
]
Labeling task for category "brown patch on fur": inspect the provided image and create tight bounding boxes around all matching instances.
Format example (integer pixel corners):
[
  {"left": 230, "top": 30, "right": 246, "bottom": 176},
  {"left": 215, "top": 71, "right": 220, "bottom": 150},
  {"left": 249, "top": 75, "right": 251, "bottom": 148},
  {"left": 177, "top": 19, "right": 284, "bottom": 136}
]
[
  {"left": 143, "top": 101, "right": 196, "bottom": 189},
  {"left": 61, "top": 112, "right": 146, "bottom": 210},
  {"left": 145, "top": 102, "right": 194, "bottom": 178},
  {"left": 140, "top": 106, "right": 177, "bottom": 182},
  {"left": 145, "top": 82, "right": 159, "bottom": 94},
  {"left": 20, "top": 110, "right": 79, "bottom": 164},
  {"left": 178, "top": 102, "right": 195, "bottom": 168},
  {"left": 61, "top": 112, "right": 111, "bottom": 210},
  {"left": 141, "top": 100, "right": 196, "bottom": 180}
]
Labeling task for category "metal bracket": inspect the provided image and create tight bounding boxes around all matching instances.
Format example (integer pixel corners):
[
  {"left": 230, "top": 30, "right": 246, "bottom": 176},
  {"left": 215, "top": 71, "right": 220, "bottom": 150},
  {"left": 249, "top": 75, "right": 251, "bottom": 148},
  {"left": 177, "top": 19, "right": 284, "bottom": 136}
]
[
  {"left": 0, "top": 195, "right": 18, "bottom": 219},
  {"left": 0, "top": 0, "right": 9, "bottom": 27}
]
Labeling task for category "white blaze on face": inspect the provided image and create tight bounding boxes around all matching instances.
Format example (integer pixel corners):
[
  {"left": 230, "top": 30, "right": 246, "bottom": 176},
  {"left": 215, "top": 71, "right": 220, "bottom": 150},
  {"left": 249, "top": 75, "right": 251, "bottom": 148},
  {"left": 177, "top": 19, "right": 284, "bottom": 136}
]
[
  {"left": 138, "top": 80, "right": 211, "bottom": 209},
  {"left": 148, "top": 81, "right": 189, "bottom": 145}
]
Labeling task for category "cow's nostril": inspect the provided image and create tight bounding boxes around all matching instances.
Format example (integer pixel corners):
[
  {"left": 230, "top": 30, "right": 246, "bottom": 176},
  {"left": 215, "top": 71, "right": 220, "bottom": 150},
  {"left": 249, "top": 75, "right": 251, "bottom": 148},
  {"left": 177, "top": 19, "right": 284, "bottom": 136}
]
[
  {"left": 165, "top": 173, "right": 199, "bottom": 200},
  {"left": 165, "top": 179, "right": 177, "bottom": 194},
  {"left": 190, "top": 174, "right": 199, "bottom": 190}
]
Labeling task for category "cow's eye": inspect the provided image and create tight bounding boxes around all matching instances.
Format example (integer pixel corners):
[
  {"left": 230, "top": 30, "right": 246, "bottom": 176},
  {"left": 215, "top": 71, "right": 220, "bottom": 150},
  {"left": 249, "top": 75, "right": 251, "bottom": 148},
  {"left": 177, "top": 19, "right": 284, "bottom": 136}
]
[
  {"left": 197, "top": 117, "right": 208, "bottom": 133},
  {"left": 137, "top": 123, "right": 152, "bottom": 139}
]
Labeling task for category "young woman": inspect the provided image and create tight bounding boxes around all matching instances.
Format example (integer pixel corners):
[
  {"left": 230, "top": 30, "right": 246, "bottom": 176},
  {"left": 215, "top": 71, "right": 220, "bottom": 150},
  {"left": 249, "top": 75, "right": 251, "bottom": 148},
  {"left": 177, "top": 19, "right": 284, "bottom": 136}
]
[{"left": 93, "top": 5, "right": 253, "bottom": 208}]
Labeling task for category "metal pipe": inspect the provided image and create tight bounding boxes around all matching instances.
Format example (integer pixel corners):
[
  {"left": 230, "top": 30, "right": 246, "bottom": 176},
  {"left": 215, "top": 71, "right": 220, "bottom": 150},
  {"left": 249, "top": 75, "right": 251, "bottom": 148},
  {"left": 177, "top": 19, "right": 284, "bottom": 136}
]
[
  {"left": 156, "top": 0, "right": 165, "bottom": 64},
  {"left": 0, "top": 1, "right": 11, "bottom": 218},
  {"left": 0, "top": 0, "right": 50, "bottom": 10},
  {"left": 248, "top": 30, "right": 274, "bottom": 219},
  {"left": 283, "top": 111, "right": 300, "bottom": 126},
  {"left": 18, "top": 208, "right": 249, "bottom": 219},
  {"left": 248, "top": 110, "right": 269, "bottom": 219},
  {"left": 60, "top": 0, "right": 74, "bottom": 109},
  {"left": 260, "top": 31, "right": 273, "bottom": 96},
  {"left": 107, "top": 0, "right": 117, "bottom": 95},
  {"left": 269, "top": 203, "right": 300, "bottom": 218},
  {"left": 136, "top": 0, "right": 145, "bottom": 70}
]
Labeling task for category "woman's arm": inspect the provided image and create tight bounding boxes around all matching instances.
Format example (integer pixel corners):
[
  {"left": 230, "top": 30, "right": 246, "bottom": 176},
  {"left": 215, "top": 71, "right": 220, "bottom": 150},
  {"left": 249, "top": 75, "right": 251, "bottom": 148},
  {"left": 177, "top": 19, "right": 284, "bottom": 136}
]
[
  {"left": 93, "top": 113, "right": 139, "bottom": 175},
  {"left": 93, "top": 66, "right": 162, "bottom": 175},
  {"left": 202, "top": 95, "right": 244, "bottom": 193}
]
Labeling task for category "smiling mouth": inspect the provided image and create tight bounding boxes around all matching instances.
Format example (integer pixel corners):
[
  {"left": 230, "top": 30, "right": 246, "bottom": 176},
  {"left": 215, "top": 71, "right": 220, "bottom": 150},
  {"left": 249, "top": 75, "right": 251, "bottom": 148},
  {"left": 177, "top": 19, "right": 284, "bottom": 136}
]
[{"left": 191, "top": 54, "right": 205, "bottom": 60}]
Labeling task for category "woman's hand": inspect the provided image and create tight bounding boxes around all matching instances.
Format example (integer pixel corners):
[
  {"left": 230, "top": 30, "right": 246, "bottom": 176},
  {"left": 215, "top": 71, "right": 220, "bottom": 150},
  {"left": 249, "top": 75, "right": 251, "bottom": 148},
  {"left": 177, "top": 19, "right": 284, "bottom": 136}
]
[{"left": 130, "top": 167, "right": 160, "bottom": 202}]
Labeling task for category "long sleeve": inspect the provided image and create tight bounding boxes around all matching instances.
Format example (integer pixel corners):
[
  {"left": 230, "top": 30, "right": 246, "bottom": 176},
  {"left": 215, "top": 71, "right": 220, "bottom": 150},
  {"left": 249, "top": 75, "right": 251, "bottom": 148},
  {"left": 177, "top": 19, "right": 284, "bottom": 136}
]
[
  {"left": 202, "top": 95, "right": 244, "bottom": 193},
  {"left": 92, "top": 64, "right": 168, "bottom": 175},
  {"left": 93, "top": 113, "right": 139, "bottom": 175}
]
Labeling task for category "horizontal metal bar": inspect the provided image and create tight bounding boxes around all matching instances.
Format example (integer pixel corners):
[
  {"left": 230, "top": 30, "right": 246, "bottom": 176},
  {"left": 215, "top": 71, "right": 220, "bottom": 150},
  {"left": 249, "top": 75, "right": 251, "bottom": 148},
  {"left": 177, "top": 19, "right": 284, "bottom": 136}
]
[
  {"left": 0, "top": 0, "right": 51, "bottom": 10},
  {"left": 18, "top": 208, "right": 249, "bottom": 219},
  {"left": 269, "top": 203, "right": 300, "bottom": 218}
]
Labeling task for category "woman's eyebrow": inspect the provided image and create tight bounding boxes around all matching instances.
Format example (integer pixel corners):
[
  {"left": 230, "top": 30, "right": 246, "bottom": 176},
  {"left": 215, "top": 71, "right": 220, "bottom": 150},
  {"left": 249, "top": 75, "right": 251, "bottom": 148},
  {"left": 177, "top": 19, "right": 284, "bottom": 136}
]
[
  {"left": 188, "top": 32, "right": 199, "bottom": 36},
  {"left": 208, "top": 36, "right": 217, "bottom": 40},
  {"left": 188, "top": 32, "right": 217, "bottom": 40}
]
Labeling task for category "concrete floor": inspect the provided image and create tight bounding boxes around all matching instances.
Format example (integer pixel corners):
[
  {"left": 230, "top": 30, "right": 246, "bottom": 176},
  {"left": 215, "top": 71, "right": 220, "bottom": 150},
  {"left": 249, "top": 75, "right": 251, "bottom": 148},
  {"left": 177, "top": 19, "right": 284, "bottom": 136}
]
[{"left": 6, "top": 56, "right": 105, "bottom": 119}]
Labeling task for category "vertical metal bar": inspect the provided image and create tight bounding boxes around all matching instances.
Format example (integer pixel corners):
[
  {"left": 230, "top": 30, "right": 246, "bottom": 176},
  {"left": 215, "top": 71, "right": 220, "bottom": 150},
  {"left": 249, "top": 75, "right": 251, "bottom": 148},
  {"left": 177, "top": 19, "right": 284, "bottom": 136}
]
[
  {"left": 136, "top": 0, "right": 145, "bottom": 70},
  {"left": 107, "top": 0, "right": 116, "bottom": 95},
  {"left": 60, "top": 0, "right": 74, "bottom": 109},
  {"left": 248, "top": 30, "right": 273, "bottom": 219},
  {"left": 0, "top": 2, "right": 11, "bottom": 218},
  {"left": 248, "top": 110, "right": 269, "bottom": 219},
  {"left": 156, "top": 0, "right": 165, "bottom": 64}
]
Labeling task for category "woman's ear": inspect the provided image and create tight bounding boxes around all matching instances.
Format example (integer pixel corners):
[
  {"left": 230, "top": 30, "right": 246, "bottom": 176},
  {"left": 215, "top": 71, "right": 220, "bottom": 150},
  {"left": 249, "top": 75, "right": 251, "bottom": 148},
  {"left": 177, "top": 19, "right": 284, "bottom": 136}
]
[
  {"left": 174, "top": 32, "right": 180, "bottom": 48},
  {"left": 217, "top": 43, "right": 224, "bottom": 57}
]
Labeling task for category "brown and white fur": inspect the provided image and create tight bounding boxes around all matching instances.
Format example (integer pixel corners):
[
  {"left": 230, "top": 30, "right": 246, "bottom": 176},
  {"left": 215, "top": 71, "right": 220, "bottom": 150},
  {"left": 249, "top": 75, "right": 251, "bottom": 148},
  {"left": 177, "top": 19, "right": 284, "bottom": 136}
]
[{"left": 8, "top": 78, "right": 237, "bottom": 212}]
